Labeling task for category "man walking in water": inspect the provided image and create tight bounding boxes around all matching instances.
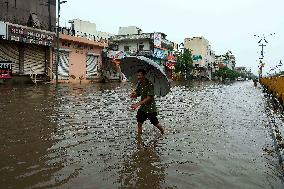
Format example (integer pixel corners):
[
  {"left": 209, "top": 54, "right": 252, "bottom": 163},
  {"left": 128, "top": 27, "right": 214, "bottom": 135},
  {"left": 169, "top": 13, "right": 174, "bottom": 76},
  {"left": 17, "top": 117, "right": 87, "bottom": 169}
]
[{"left": 130, "top": 69, "right": 164, "bottom": 135}]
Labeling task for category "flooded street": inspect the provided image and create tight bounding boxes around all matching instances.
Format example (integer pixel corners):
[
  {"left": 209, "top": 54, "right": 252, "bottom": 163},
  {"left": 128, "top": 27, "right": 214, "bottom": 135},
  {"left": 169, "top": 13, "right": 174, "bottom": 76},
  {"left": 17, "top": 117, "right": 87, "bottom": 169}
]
[{"left": 1, "top": 81, "right": 284, "bottom": 189}]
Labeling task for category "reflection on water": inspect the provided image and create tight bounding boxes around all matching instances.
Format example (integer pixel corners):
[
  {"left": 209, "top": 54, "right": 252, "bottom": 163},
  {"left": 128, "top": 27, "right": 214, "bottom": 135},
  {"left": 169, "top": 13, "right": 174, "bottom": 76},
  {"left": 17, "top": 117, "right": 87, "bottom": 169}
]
[
  {"left": 118, "top": 135, "right": 165, "bottom": 189},
  {"left": 0, "top": 85, "right": 61, "bottom": 189},
  {"left": 0, "top": 81, "right": 284, "bottom": 189}
]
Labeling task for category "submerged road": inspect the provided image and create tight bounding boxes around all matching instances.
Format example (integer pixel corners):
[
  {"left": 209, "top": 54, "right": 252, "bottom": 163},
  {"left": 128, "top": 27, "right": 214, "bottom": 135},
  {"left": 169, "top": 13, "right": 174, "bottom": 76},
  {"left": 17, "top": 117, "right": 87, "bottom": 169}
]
[{"left": 0, "top": 81, "right": 284, "bottom": 189}]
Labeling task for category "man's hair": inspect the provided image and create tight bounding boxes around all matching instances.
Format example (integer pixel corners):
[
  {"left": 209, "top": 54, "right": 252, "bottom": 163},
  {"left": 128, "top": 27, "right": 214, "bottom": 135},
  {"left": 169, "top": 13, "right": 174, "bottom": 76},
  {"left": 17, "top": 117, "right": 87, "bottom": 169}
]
[{"left": 137, "top": 69, "right": 146, "bottom": 76}]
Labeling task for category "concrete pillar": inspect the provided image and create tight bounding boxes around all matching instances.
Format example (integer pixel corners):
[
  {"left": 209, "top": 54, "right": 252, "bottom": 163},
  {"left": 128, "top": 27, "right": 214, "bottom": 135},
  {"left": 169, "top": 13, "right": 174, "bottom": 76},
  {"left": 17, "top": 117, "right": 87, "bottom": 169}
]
[{"left": 46, "top": 46, "right": 53, "bottom": 79}]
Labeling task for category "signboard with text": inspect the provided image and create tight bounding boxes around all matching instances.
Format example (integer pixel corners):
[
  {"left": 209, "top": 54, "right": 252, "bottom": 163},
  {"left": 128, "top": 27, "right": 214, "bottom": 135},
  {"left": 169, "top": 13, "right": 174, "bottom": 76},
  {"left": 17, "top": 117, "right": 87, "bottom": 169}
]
[
  {"left": 7, "top": 25, "right": 55, "bottom": 46},
  {"left": 153, "top": 48, "right": 166, "bottom": 59},
  {"left": 0, "top": 61, "right": 13, "bottom": 79},
  {"left": 107, "top": 51, "right": 126, "bottom": 59},
  {"left": 153, "top": 33, "right": 162, "bottom": 48}
]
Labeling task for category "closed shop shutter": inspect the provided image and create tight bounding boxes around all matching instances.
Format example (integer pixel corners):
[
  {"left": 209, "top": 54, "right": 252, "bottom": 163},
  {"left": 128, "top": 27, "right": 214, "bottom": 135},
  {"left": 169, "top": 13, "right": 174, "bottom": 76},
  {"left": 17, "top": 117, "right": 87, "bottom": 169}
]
[
  {"left": 0, "top": 42, "right": 20, "bottom": 74},
  {"left": 53, "top": 51, "right": 70, "bottom": 80},
  {"left": 86, "top": 55, "right": 99, "bottom": 79},
  {"left": 24, "top": 44, "right": 46, "bottom": 75}
]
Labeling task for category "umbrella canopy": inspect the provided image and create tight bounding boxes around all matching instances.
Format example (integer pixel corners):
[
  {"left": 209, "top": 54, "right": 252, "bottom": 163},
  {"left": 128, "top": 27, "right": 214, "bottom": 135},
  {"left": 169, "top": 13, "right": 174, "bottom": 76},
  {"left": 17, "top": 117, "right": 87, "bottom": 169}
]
[{"left": 120, "top": 56, "right": 170, "bottom": 97}]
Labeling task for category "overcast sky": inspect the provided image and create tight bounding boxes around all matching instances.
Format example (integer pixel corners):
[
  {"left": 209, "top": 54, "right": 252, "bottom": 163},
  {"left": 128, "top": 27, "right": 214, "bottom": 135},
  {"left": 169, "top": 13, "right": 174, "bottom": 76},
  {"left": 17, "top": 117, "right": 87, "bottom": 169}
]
[{"left": 60, "top": 0, "right": 284, "bottom": 75}]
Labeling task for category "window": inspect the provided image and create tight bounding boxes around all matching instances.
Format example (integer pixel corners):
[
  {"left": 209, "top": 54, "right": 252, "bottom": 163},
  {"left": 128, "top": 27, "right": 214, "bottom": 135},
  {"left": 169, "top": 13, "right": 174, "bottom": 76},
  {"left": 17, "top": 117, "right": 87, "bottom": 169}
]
[
  {"left": 124, "top": 46, "right": 130, "bottom": 51},
  {"left": 139, "top": 44, "right": 144, "bottom": 51}
]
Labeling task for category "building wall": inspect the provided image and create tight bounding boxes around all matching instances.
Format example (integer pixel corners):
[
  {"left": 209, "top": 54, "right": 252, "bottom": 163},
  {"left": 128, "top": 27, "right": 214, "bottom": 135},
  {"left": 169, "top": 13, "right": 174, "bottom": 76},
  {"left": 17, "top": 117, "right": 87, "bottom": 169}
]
[
  {"left": 0, "top": 0, "right": 56, "bottom": 31},
  {"left": 71, "top": 19, "right": 97, "bottom": 36},
  {"left": 57, "top": 34, "right": 106, "bottom": 83},
  {"left": 118, "top": 26, "right": 142, "bottom": 35},
  {"left": 184, "top": 37, "right": 209, "bottom": 68},
  {"left": 70, "top": 19, "right": 113, "bottom": 40},
  {"left": 118, "top": 40, "right": 151, "bottom": 53}
]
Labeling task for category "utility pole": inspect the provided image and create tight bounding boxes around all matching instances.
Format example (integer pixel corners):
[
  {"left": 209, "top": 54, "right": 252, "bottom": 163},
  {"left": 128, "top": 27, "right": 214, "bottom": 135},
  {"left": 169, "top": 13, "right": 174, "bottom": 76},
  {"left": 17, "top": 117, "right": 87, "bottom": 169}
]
[{"left": 254, "top": 33, "right": 275, "bottom": 78}]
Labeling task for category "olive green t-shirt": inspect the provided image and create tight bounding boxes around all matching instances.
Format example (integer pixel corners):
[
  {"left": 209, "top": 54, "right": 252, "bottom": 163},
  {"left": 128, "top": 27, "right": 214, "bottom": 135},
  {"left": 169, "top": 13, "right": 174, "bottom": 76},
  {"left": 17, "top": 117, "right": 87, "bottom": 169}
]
[{"left": 136, "top": 79, "right": 157, "bottom": 113}]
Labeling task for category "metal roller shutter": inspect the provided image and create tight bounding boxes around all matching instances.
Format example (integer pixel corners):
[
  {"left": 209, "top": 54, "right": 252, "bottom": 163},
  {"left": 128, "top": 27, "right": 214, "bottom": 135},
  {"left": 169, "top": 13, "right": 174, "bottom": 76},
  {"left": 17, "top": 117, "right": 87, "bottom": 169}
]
[
  {"left": 23, "top": 45, "right": 46, "bottom": 75},
  {"left": 86, "top": 55, "right": 99, "bottom": 79},
  {"left": 53, "top": 51, "right": 70, "bottom": 80},
  {"left": 0, "top": 42, "right": 20, "bottom": 74}
]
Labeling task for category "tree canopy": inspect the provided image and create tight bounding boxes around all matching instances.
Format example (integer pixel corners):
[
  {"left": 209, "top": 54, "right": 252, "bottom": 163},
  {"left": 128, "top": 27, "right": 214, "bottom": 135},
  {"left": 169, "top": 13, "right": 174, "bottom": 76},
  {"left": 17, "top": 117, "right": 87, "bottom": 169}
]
[{"left": 174, "top": 49, "right": 194, "bottom": 79}]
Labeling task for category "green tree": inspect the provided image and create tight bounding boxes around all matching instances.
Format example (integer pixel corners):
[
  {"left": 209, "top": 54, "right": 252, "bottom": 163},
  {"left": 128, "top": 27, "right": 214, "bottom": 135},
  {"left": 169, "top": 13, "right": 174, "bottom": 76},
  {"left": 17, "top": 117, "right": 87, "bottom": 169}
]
[
  {"left": 174, "top": 49, "right": 194, "bottom": 80},
  {"left": 214, "top": 67, "right": 240, "bottom": 80}
]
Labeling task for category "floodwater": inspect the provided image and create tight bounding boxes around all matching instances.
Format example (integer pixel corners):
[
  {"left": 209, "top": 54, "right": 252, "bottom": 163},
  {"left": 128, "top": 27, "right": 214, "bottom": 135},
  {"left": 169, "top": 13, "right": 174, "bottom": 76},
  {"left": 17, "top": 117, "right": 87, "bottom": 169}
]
[{"left": 0, "top": 81, "right": 284, "bottom": 189}]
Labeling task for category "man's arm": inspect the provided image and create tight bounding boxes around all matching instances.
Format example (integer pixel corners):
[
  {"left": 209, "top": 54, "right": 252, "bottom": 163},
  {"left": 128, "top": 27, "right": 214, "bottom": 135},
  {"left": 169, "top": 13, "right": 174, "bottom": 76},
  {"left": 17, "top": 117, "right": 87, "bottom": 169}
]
[{"left": 131, "top": 95, "right": 153, "bottom": 110}]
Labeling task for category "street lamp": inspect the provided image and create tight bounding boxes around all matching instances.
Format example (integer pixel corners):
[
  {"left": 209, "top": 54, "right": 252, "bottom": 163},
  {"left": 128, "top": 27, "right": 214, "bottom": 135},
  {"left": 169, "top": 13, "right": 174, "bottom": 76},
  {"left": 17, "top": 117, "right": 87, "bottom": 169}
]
[{"left": 56, "top": 0, "right": 67, "bottom": 84}]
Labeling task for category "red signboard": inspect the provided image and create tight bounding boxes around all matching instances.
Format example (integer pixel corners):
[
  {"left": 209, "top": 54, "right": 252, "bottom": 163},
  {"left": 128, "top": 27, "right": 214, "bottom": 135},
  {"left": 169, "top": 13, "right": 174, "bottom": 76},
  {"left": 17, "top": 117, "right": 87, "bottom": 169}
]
[{"left": 0, "top": 61, "right": 13, "bottom": 79}]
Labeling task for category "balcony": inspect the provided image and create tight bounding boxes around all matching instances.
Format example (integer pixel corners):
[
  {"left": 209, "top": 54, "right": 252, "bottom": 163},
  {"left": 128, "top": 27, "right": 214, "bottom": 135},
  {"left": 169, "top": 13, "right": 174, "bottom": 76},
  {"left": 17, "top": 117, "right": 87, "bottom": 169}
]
[{"left": 111, "top": 33, "right": 151, "bottom": 41}]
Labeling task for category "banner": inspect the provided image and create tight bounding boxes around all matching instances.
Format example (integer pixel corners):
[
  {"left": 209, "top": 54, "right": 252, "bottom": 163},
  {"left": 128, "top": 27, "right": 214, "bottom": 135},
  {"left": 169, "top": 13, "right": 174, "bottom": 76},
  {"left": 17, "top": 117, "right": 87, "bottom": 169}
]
[
  {"left": 153, "top": 48, "right": 165, "bottom": 59},
  {"left": 107, "top": 51, "right": 126, "bottom": 59},
  {"left": 153, "top": 33, "right": 162, "bottom": 48}
]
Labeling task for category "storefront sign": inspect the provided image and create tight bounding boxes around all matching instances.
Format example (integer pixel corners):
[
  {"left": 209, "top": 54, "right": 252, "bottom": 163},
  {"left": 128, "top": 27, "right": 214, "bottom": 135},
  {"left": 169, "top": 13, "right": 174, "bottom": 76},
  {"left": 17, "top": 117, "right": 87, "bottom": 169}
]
[
  {"left": 7, "top": 25, "right": 55, "bottom": 46},
  {"left": 0, "top": 61, "right": 13, "bottom": 79},
  {"left": 192, "top": 55, "right": 202, "bottom": 62},
  {"left": 0, "top": 21, "right": 7, "bottom": 39},
  {"left": 153, "top": 48, "right": 165, "bottom": 59},
  {"left": 166, "top": 62, "right": 175, "bottom": 70},
  {"left": 153, "top": 33, "right": 162, "bottom": 48}
]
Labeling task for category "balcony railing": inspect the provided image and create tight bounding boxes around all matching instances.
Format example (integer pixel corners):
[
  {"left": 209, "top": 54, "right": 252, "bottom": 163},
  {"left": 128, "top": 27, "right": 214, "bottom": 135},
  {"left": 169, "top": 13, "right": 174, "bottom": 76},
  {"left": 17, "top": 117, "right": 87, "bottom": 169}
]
[{"left": 56, "top": 27, "right": 109, "bottom": 43}]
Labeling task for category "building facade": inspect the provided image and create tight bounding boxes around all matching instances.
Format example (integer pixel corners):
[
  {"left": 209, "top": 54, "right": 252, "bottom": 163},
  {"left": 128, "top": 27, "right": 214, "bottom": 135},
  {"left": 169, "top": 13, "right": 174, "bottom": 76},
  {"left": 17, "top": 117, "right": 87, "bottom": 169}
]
[
  {"left": 0, "top": 22, "right": 55, "bottom": 80},
  {"left": 215, "top": 51, "right": 236, "bottom": 70},
  {"left": 109, "top": 27, "right": 174, "bottom": 78},
  {"left": 0, "top": 0, "right": 56, "bottom": 31},
  {"left": 184, "top": 36, "right": 215, "bottom": 79},
  {"left": 53, "top": 28, "right": 107, "bottom": 83},
  {"left": 0, "top": 0, "right": 56, "bottom": 82},
  {"left": 68, "top": 19, "right": 114, "bottom": 42}
]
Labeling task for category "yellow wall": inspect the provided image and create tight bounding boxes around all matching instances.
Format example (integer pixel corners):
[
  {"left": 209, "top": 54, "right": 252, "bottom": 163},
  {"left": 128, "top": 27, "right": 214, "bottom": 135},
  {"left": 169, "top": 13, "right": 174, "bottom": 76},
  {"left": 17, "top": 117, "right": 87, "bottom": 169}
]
[{"left": 260, "top": 76, "right": 284, "bottom": 105}]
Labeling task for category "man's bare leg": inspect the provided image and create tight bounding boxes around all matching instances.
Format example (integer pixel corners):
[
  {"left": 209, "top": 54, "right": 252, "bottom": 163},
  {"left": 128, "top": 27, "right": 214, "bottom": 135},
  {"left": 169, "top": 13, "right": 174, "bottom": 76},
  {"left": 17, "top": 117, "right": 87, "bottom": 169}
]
[
  {"left": 137, "top": 122, "right": 143, "bottom": 134},
  {"left": 154, "top": 123, "right": 164, "bottom": 135}
]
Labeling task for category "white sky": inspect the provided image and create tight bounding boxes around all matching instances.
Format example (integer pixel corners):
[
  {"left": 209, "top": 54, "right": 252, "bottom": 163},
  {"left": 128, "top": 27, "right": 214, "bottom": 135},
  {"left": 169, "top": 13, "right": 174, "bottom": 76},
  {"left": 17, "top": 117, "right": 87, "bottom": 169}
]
[{"left": 60, "top": 0, "right": 284, "bottom": 75}]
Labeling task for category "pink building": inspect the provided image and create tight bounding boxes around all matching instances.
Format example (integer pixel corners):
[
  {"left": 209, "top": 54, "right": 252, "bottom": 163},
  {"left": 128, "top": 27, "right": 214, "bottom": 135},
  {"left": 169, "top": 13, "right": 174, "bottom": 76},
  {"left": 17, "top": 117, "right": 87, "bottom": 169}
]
[{"left": 51, "top": 34, "right": 107, "bottom": 83}]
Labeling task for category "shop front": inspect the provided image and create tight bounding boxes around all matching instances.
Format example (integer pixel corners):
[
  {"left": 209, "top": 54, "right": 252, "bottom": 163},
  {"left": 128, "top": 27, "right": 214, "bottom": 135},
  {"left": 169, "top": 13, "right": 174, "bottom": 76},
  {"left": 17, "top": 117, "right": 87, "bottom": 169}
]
[
  {"left": 53, "top": 34, "right": 107, "bottom": 83},
  {"left": 0, "top": 22, "right": 55, "bottom": 80}
]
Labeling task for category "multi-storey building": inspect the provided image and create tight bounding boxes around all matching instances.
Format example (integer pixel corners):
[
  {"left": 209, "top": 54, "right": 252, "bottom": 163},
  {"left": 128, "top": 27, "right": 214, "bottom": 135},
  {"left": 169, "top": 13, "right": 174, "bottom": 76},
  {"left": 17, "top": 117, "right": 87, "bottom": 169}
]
[
  {"left": 215, "top": 51, "right": 236, "bottom": 70},
  {"left": 184, "top": 36, "right": 215, "bottom": 79},
  {"left": 68, "top": 19, "right": 113, "bottom": 41},
  {"left": 108, "top": 26, "right": 174, "bottom": 78}
]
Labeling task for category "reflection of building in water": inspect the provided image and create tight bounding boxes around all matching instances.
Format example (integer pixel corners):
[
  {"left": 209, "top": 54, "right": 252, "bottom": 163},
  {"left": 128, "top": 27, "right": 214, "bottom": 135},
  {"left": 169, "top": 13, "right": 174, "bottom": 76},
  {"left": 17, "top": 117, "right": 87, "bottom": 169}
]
[{"left": 118, "top": 136, "right": 166, "bottom": 188}]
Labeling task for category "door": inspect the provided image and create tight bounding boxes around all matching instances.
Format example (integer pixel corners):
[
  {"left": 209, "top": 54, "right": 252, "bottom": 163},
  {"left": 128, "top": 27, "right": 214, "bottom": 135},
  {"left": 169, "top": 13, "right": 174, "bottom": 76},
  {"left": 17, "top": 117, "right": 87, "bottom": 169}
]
[
  {"left": 53, "top": 50, "right": 70, "bottom": 80},
  {"left": 0, "top": 42, "right": 20, "bottom": 74},
  {"left": 23, "top": 44, "right": 46, "bottom": 74},
  {"left": 86, "top": 54, "right": 99, "bottom": 79}
]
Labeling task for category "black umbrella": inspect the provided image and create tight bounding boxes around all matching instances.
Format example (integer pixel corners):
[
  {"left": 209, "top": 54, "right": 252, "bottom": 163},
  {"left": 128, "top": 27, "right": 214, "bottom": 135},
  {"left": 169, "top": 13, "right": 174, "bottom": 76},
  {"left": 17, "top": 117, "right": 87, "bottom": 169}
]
[{"left": 120, "top": 56, "right": 170, "bottom": 97}]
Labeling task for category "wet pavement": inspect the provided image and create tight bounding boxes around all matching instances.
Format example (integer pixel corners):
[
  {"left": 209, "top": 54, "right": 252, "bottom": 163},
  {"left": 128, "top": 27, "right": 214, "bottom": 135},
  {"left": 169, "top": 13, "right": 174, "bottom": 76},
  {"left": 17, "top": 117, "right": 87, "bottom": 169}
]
[{"left": 0, "top": 81, "right": 284, "bottom": 189}]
